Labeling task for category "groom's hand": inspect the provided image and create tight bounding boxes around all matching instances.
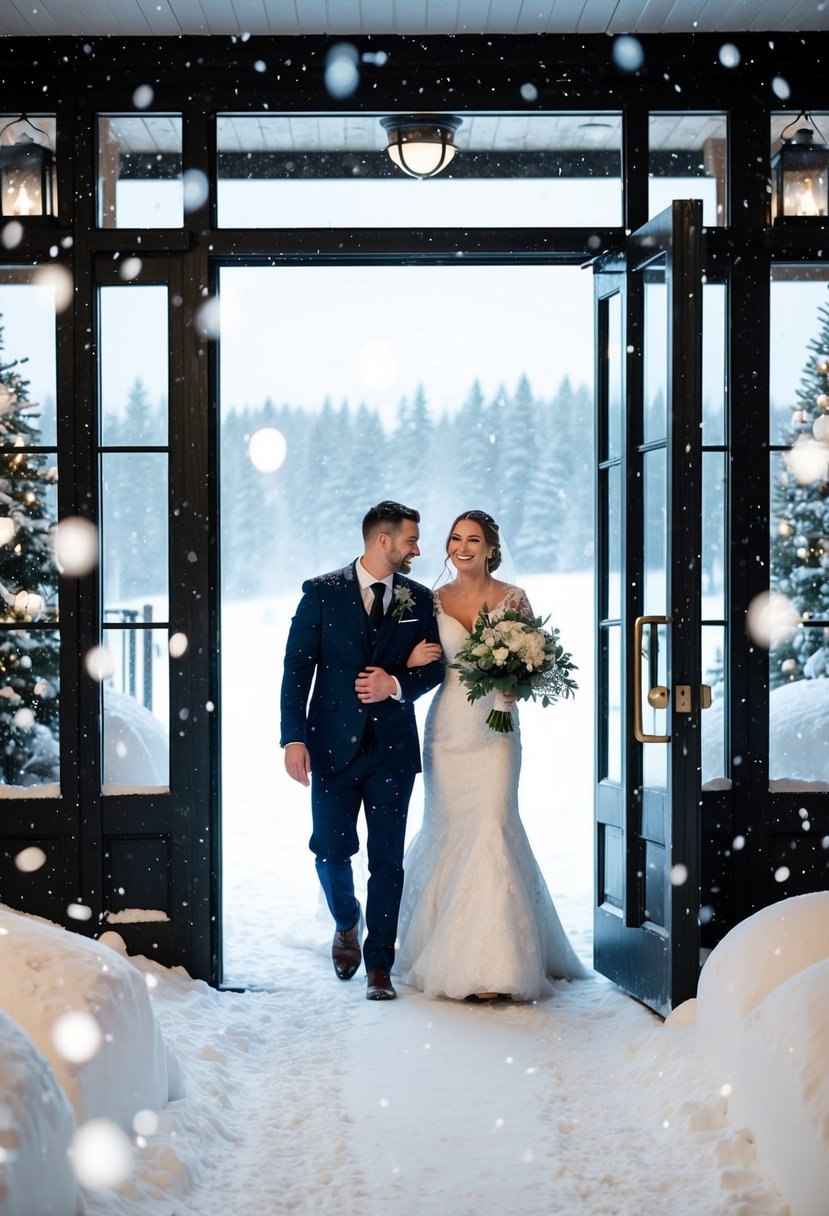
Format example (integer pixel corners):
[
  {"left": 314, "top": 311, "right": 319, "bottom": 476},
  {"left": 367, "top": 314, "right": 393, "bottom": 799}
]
[
  {"left": 284, "top": 742, "right": 311, "bottom": 786},
  {"left": 355, "top": 666, "right": 396, "bottom": 703}
]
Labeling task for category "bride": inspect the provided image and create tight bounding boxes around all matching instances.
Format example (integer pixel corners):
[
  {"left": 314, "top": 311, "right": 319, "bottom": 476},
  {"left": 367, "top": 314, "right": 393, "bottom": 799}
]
[{"left": 395, "top": 509, "right": 588, "bottom": 1001}]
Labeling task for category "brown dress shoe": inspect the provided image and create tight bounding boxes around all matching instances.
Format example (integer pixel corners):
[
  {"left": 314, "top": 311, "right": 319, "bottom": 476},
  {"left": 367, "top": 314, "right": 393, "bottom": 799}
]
[
  {"left": 332, "top": 911, "right": 362, "bottom": 980},
  {"left": 366, "top": 969, "right": 396, "bottom": 1000}
]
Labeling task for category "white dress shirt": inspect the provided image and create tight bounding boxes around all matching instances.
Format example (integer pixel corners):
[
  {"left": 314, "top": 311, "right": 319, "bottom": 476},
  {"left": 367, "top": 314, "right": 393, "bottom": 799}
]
[{"left": 357, "top": 559, "right": 402, "bottom": 701}]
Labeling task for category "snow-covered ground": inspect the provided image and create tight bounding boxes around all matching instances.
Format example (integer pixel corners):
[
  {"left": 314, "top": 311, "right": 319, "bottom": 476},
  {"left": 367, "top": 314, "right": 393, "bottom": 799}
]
[{"left": 5, "top": 895, "right": 821, "bottom": 1216}]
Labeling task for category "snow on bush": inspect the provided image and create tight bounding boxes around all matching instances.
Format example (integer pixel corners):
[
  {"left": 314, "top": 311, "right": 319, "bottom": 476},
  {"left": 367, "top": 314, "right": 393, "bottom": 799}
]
[
  {"left": 731, "top": 957, "right": 829, "bottom": 1216},
  {"left": 0, "top": 905, "right": 171, "bottom": 1131},
  {"left": 696, "top": 890, "right": 829, "bottom": 1081},
  {"left": 0, "top": 1007, "right": 79, "bottom": 1216}
]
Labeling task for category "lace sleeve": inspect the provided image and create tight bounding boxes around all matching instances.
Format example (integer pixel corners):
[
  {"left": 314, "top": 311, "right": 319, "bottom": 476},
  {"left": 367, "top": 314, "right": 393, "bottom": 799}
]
[{"left": 503, "top": 585, "right": 533, "bottom": 617}]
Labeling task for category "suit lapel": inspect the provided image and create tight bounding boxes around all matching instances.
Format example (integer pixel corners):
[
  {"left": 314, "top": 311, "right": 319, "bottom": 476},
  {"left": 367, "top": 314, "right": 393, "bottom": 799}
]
[{"left": 342, "top": 562, "right": 372, "bottom": 652}]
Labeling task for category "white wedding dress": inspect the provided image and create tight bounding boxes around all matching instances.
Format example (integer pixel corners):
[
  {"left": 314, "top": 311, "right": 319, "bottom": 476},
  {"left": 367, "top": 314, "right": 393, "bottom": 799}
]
[{"left": 395, "top": 586, "right": 588, "bottom": 1000}]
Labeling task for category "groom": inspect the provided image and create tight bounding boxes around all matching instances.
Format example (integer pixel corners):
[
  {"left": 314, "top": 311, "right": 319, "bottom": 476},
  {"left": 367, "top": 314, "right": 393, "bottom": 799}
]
[{"left": 280, "top": 501, "right": 444, "bottom": 1000}]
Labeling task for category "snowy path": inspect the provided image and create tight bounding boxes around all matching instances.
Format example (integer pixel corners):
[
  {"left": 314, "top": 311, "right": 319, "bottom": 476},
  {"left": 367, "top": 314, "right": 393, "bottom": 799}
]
[{"left": 87, "top": 943, "right": 786, "bottom": 1216}]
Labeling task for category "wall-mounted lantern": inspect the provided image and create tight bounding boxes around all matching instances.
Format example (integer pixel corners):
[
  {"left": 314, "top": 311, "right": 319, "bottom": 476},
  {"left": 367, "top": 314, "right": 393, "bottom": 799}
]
[
  {"left": 771, "top": 113, "right": 829, "bottom": 223},
  {"left": 0, "top": 115, "right": 57, "bottom": 221}
]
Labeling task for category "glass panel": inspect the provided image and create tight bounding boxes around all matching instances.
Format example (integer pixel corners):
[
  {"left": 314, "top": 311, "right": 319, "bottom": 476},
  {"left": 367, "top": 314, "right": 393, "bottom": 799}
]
[
  {"left": 101, "top": 627, "right": 169, "bottom": 789},
  {"left": 702, "top": 452, "right": 725, "bottom": 621},
  {"left": 216, "top": 112, "right": 623, "bottom": 229},
  {"left": 642, "top": 619, "right": 668, "bottom": 788},
  {"left": 0, "top": 453, "right": 58, "bottom": 618},
  {"left": 0, "top": 277, "right": 57, "bottom": 446},
  {"left": 649, "top": 112, "right": 727, "bottom": 227},
  {"left": 769, "top": 266, "right": 829, "bottom": 788},
  {"left": 701, "top": 624, "right": 727, "bottom": 787},
  {"left": 702, "top": 281, "right": 725, "bottom": 444},
  {"left": 0, "top": 628, "right": 59, "bottom": 789},
  {"left": 101, "top": 453, "right": 168, "bottom": 617},
  {"left": 643, "top": 447, "right": 667, "bottom": 616},
  {"left": 97, "top": 114, "right": 183, "bottom": 228},
  {"left": 218, "top": 262, "right": 596, "bottom": 983},
  {"left": 99, "top": 286, "right": 169, "bottom": 446},
  {"left": 606, "top": 625, "right": 621, "bottom": 783},
  {"left": 606, "top": 290, "right": 623, "bottom": 462},
  {"left": 643, "top": 265, "right": 668, "bottom": 444},
  {"left": 607, "top": 463, "right": 622, "bottom": 621}
]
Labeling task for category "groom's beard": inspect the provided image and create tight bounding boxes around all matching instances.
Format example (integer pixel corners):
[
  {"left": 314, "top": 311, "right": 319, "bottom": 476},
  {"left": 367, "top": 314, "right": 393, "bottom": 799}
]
[{"left": 388, "top": 548, "right": 414, "bottom": 574}]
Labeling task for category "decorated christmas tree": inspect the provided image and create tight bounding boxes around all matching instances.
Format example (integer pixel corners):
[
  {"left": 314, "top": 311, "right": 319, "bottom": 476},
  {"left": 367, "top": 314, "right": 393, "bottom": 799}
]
[
  {"left": 769, "top": 295, "right": 829, "bottom": 688},
  {"left": 0, "top": 318, "right": 60, "bottom": 785}
]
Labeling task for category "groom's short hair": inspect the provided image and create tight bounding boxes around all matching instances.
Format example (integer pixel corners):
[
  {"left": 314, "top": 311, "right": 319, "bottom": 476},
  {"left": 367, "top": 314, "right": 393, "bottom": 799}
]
[{"left": 362, "top": 500, "right": 420, "bottom": 542}]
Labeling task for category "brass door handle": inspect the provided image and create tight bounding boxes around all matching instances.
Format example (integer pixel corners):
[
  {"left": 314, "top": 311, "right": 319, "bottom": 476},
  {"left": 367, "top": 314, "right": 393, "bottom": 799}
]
[{"left": 633, "top": 615, "right": 672, "bottom": 743}]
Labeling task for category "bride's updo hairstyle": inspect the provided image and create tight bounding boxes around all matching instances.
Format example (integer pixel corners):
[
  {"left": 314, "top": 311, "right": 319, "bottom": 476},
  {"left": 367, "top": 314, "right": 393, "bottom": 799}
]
[{"left": 446, "top": 509, "right": 502, "bottom": 573}]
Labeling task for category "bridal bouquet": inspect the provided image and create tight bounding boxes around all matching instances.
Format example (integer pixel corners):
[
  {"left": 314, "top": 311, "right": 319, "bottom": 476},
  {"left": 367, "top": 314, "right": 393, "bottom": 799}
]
[{"left": 451, "top": 605, "right": 578, "bottom": 733}]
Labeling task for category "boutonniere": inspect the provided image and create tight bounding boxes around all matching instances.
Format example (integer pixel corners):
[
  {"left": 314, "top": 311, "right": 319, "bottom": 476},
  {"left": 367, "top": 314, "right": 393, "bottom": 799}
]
[{"left": 392, "top": 586, "right": 416, "bottom": 620}]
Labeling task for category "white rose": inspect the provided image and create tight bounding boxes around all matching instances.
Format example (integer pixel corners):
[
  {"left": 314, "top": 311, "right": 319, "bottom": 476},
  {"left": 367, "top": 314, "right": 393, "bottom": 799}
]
[
  {"left": 492, "top": 647, "right": 510, "bottom": 663},
  {"left": 471, "top": 643, "right": 490, "bottom": 658}
]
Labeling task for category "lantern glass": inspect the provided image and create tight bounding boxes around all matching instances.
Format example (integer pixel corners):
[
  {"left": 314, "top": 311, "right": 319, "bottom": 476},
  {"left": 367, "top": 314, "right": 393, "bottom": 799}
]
[
  {"left": 0, "top": 116, "right": 57, "bottom": 220},
  {"left": 770, "top": 113, "right": 829, "bottom": 222}
]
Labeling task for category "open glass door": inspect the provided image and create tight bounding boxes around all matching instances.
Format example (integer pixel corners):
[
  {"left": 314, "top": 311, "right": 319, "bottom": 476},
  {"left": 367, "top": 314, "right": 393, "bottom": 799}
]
[{"left": 593, "top": 201, "right": 704, "bottom": 1015}]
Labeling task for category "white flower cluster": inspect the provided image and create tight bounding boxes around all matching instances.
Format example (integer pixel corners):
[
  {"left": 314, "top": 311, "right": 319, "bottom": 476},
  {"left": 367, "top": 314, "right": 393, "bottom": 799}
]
[{"left": 472, "top": 618, "right": 547, "bottom": 671}]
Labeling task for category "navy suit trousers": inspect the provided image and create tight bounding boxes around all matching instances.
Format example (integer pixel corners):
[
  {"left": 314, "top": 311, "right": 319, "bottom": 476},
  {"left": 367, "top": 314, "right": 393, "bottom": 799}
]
[{"left": 310, "top": 733, "right": 415, "bottom": 974}]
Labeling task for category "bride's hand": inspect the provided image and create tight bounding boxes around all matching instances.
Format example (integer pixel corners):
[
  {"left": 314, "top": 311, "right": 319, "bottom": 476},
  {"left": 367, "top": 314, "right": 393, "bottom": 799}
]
[{"left": 406, "top": 640, "right": 443, "bottom": 668}]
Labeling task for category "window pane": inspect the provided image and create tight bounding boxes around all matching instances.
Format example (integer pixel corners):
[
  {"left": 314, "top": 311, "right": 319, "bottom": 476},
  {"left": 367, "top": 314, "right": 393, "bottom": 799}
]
[
  {"left": 0, "top": 627, "right": 59, "bottom": 790},
  {"left": 97, "top": 115, "right": 183, "bottom": 228},
  {"left": 99, "top": 286, "right": 169, "bottom": 445},
  {"left": 643, "top": 447, "right": 667, "bottom": 616},
  {"left": 0, "top": 453, "right": 58, "bottom": 618},
  {"left": 769, "top": 266, "right": 829, "bottom": 788},
  {"left": 642, "top": 619, "right": 668, "bottom": 788},
  {"left": 701, "top": 624, "right": 726, "bottom": 787},
  {"left": 0, "top": 277, "right": 57, "bottom": 446},
  {"left": 643, "top": 265, "right": 668, "bottom": 444},
  {"left": 101, "top": 626, "right": 169, "bottom": 790},
  {"left": 702, "top": 281, "right": 726, "bottom": 444},
  {"left": 606, "top": 290, "right": 623, "bottom": 462},
  {"left": 702, "top": 451, "right": 725, "bottom": 621},
  {"left": 606, "top": 625, "right": 621, "bottom": 783},
  {"left": 101, "top": 453, "right": 168, "bottom": 616},
  {"left": 607, "top": 463, "right": 622, "bottom": 622},
  {"left": 216, "top": 112, "right": 623, "bottom": 229},
  {"left": 649, "top": 113, "right": 727, "bottom": 227}
]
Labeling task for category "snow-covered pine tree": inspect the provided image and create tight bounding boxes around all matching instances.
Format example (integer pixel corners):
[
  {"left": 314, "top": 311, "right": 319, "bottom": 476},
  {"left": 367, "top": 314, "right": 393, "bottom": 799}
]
[
  {"left": 0, "top": 317, "right": 60, "bottom": 785},
  {"left": 769, "top": 296, "right": 829, "bottom": 688}
]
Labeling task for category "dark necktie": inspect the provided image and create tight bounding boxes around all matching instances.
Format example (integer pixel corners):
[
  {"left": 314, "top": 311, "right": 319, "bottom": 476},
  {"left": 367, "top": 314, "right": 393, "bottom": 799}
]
[{"left": 369, "top": 582, "right": 386, "bottom": 628}]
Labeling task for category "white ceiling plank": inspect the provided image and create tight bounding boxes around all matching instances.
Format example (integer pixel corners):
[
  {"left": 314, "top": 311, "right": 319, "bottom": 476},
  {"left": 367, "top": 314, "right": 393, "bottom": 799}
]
[
  {"left": 359, "top": 0, "right": 396, "bottom": 33},
  {"left": 661, "top": 0, "right": 716, "bottom": 33},
  {"left": 270, "top": 0, "right": 324, "bottom": 32},
  {"left": 170, "top": 0, "right": 212, "bottom": 33},
  {"left": 229, "top": 0, "right": 271, "bottom": 34},
  {"left": 625, "top": 0, "right": 679, "bottom": 34},
  {"left": 0, "top": 0, "right": 823, "bottom": 34},
  {"left": 455, "top": 0, "right": 494, "bottom": 32},
  {"left": 574, "top": 0, "right": 617, "bottom": 33},
  {"left": 323, "top": 0, "right": 362, "bottom": 34},
  {"left": 749, "top": 0, "right": 825, "bottom": 28},
  {"left": 783, "top": 0, "right": 829, "bottom": 28},
  {"left": 425, "top": 0, "right": 463, "bottom": 32},
  {"left": 606, "top": 0, "right": 652, "bottom": 31},
  {"left": 1, "top": 0, "right": 60, "bottom": 34},
  {"left": 513, "top": 0, "right": 556, "bottom": 33},
  {"left": 132, "top": 0, "right": 185, "bottom": 34}
]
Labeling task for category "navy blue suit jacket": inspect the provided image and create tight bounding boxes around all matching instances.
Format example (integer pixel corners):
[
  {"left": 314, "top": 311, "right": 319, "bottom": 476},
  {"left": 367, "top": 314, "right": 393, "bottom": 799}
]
[{"left": 280, "top": 562, "right": 444, "bottom": 776}]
